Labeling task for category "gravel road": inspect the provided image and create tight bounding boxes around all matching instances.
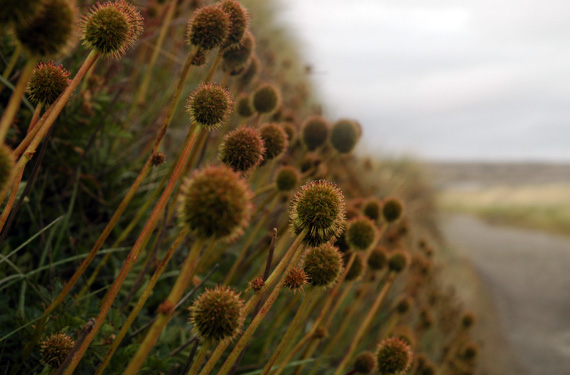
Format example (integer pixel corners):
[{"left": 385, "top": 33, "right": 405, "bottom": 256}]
[{"left": 443, "top": 215, "right": 570, "bottom": 375}]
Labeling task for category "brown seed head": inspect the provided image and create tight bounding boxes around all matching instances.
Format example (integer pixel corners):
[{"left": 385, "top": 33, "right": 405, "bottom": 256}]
[{"left": 40, "top": 332, "right": 75, "bottom": 369}]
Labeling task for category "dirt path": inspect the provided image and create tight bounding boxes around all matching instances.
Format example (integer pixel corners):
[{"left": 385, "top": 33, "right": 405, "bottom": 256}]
[{"left": 442, "top": 214, "right": 570, "bottom": 375}]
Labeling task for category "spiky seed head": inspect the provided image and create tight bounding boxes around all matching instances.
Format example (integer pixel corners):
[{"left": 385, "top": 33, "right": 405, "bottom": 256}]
[
  {"left": 393, "top": 325, "right": 416, "bottom": 348},
  {"left": 222, "top": 30, "right": 255, "bottom": 72},
  {"left": 259, "top": 123, "right": 288, "bottom": 161},
  {"left": 186, "top": 5, "right": 230, "bottom": 50},
  {"left": 363, "top": 198, "right": 382, "bottom": 221},
  {"left": 376, "top": 337, "right": 413, "bottom": 375},
  {"left": 82, "top": 1, "right": 142, "bottom": 58},
  {"left": 189, "top": 286, "right": 244, "bottom": 342},
  {"left": 354, "top": 351, "right": 377, "bottom": 374},
  {"left": 248, "top": 276, "right": 265, "bottom": 292},
  {"left": 26, "top": 61, "right": 70, "bottom": 107},
  {"left": 284, "top": 267, "right": 308, "bottom": 292},
  {"left": 346, "top": 217, "right": 377, "bottom": 252},
  {"left": 253, "top": 83, "right": 280, "bottom": 114},
  {"left": 388, "top": 250, "right": 409, "bottom": 273},
  {"left": 219, "top": 0, "right": 249, "bottom": 49},
  {"left": 367, "top": 246, "right": 387, "bottom": 271},
  {"left": 151, "top": 152, "right": 166, "bottom": 166},
  {"left": 40, "top": 333, "right": 75, "bottom": 369},
  {"left": 343, "top": 252, "right": 363, "bottom": 282},
  {"left": 382, "top": 198, "right": 404, "bottom": 223},
  {"left": 236, "top": 93, "right": 254, "bottom": 118},
  {"left": 186, "top": 83, "right": 233, "bottom": 130},
  {"left": 219, "top": 127, "right": 265, "bottom": 173},
  {"left": 460, "top": 311, "right": 476, "bottom": 330},
  {"left": 395, "top": 296, "right": 412, "bottom": 314},
  {"left": 290, "top": 180, "right": 346, "bottom": 246},
  {"left": 281, "top": 121, "right": 297, "bottom": 143},
  {"left": 0, "top": 0, "right": 42, "bottom": 25},
  {"left": 275, "top": 165, "right": 300, "bottom": 192},
  {"left": 238, "top": 54, "right": 260, "bottom": 88},
  {"left": 330, "top": 119, "right": 359, "bottom": 153},
  {"left": 0, "top": 145, "right": 15, "bottom": 194},
  {"left": 178, "top": 165, "right": 252, "bottom": 241},
  {"left": 15, "top": 0, "right": 77, "bottom": 58},
  {"left": 303, "top": 243, "right": 343, "bottom": 288},
  {"left": 301, "top": 115, "right": 329, "bottom": 151}
]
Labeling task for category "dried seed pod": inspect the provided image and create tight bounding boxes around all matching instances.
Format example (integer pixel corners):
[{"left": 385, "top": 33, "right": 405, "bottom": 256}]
[
  {"left": 259, "top": 122, "right": 288, "bottom": 161},
  {"left": 222, "top": 30, "right": 255, "bottom": 72},
  {"left": 40, "top": 332, "right": 75, "bottom": 369},
  {"left": 362, "top": 198, "right": 382, "bottom": 221},
  {"left": 353, "top": 351, "right": 377, "bottom": 374},
  {"left": 236, "top": 93, "right": 254, "bottom": 118},
  {"left": 346, "top": 217, "right": 377, "bottom": 251},
  {"left": 303, "top": 243, "right": 343, "bottom": 288},
  {"left": 376, "top": 337, "right": 413, "bottom": 375},
  {"left": 219, "top": 0, "right": 249, "bottom": 49},
  {"left": 151, "top": 152, "right": 166, "bottom": 166},
  {"left": 284, "top": 267, "right": 308, "bottom": 292},
  {"left": 186, "top": 4, "right": 230, "bottom": 50},
  {"left": 253, "top": 83, "right": 280, "bottom": 114},
  {"left": 26, "top": 61, "right": 70, "bottom": 107},
  {"left": 219, "top": 127, "right": 265, "bottom": 173},
  {"left": 237, "top": 55, "right": 260, "bottom": 89},
  {"left": 388, "top": 250, "right": 409, "bottom": 273},
  {"left": 301, "top": 115, "right": 329, "bottom": 151},
  {"left": 274, "top": 165, "right": 300, "bottom": 192},
  {"left": 330, "top": 119, "right": 359, "bottom": 153},
  {"left": 382, "top": 197, "right": 404, "bottom": 223},
  {"left": 186, "top": 83, "right": 233, "bottom": 130},
  {"left": 367, "top": 246, "right": 388, "bottom": 271}
]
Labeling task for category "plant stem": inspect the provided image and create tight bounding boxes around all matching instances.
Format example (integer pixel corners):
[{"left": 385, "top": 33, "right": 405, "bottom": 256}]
[
  {"left": 62, "top": 125, "right": 201, "bottom": 375},
  {"left": 123, "top": 238, "right": 205, "bottom": 375},
  {"left": 93, "top": 229, "right": 189, "bottom": 375},
  {"left": 0, "top": 58, "right": 37, "bottom": 143},
  {"left": 204, "top": 49, "right": 223, "bottom": 83},
  {"left": 186, "top": 340, "right": 211, "bottom": 375},
  {"left": 0, "top": 44, "right": 22, "bottom": 93}
]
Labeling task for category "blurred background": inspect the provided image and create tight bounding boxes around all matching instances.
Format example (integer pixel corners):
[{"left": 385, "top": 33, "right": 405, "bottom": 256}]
[{"left": 278, "top": 1, "right": 570, "bottom": 374}]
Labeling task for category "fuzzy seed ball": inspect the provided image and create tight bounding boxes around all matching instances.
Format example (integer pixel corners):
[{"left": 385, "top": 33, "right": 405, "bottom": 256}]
[
  {"left": 376, "top": 337, "right": 413, "bottom": 375},
  {"left": 301, "top": 115, "right": 329, "bottom": 151},
  {"left": 290, "top": 180, "right": 346, "bottom": 246},
  {"left": 281, "top": 122, "right": 297, "bottom": 143},
  {"left": 115, "top": 0, "right": 144, "bottom": 47},
  {"left": 178, "top": 165, "right": 252, "bottom": 241},
  {"left": 26, "top": 61, "right": 70, "bottom": 107},
  {"left": 330, "top": 119, "right": 359, "bottom": 154},
  {"left": 236, "top": 93, "right": 254, "bottom": 118},
  {"left": 186, "top": 5, "right": 230, "bottom": 50},
  {"left": 0, "top": 145, "right": 15, "bottom": 194},
  {"left": 253, "top": 83, "right": 280, "bottom": 114},
  {"left": 303, "top": 243, "right": 343, "bottom": 288},
  {"left": 186, "top": 83, "right": 233, "bottom": 129},
  {"left": 362, "top": 198, "right": 382, "bottom": 221},
  {"left": 367, "top": 246, "right": 387, "bottom": 271},
  {"left": 151, "top": 152, "right": 166, "bottom": 166},
  {"left": 15, "top": 0, "right": 77, "bottom": 57},
  {"left": 248, "top": 276, "right": 265, "bottom": 292},
  {"left": 222, "top": 30, "right": 254, "bottom": 73},
  {"left": 0, "top": 0, "right": 42, "bottom": 25},
  {"left": 343, "top": 252, "right": 363, "bottom": 282},
  {"left": 82, "top": 1, "right": 134, "bottom": 58},
  {"left": 354, "top": 351, "right": 376, "bottom": 374},
  {"left": 219, "top": 0, "right": 249, "bottom": 49},
  {"left": 219, "top": 127, "right": 265, "bottom": 173},
  {"left": 346, "top": 217, "right": 377, "bottom": 251},
  {"left": 284, "top": 267, "right": 308, "bottom": 292},
  {"left": 382, "top": 198, "right": 404, "bottom": 223},
  {"left": 259, "top": 123, "right": 288, "bottom": 161},
  {"left": 238, "top": 55, "right": 260, "bottom": 88},
  {"left": 274, "top": 165, "right": 300, "bottom": 192},
  {"left": 189, "top": 286, "right": 244, "bottom": 342},
  {"left": 40, "top": 333, "right": 75, "bottom": 369},
  {"left": 388, "top": 250, "right": 409, "bottom": 273}
]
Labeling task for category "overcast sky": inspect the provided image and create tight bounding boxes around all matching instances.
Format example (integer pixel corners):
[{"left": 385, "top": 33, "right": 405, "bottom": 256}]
[{"left": 277, "top": 0, "right": 570, "bottom": 161}]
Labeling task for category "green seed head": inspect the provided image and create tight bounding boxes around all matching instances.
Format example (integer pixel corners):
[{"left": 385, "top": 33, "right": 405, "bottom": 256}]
[
  {"left": 388, "top": 250, "right": 409, "bottom": 273},
  {"left": 237, "top": 54, "right": 260, "bottom": 88},
  {"left": 178, "top": 165, "right": 253, "bottom": 241},
  {"left": 367, "top": 246, "right": 387, "bottom": 271},
  {"left": 236, "top": 93, "right": 254, "bottom": 118},
  {"left": 186, "top": 5, "right": 230, "bottom": 50},
  {"left": 274, "top": 165, "right": 300, "bottom": 192},
  {"left": 382, "top": 197, "right": 404, "bottom": 223},
  {"left": 0, "top": 0, "right": 42, "bottom": 25},
  {"left": 343, "top": 251, "right": 363, "bottom": 282},
  {"left": 82, "top": 1, "right": 143, "bottom": 59},
  {"left": 354, "top": 351, "right": 377, "bottom": 374},
  {"left": 290, "top": 180, "right": 346, "bottom": 246},
  {"left": 189, "top": 286, "right": 244, "bottom": 342},
  {"left": 40, "top": 332, "right": 75, "bottom": 369},
  {"left": 301, "top": 115, "right": 329, "bottom": 151},
  {"left": 26, "top": 61, "right": 70, "bottom": 107},
  {"left": 303, "top": 243, "right": 343, "bottom": 288},
  {"left": 363, "top": 198, "right": 382, "bottom": 221},
  {"left": 376, "top": 337, "right": 413, "bottom": 375},
  {"left": 284, "top": 267, "right": 308, "bottom": 292},
  {"left": 259, "top": 123, "right": 288, "bottom": 161},
  {"left": 0, "top": 145, "right": 15, "bottom": 194},
  {"left": 186, "top": 83, "right": 233, "bottom": 130},
  {"left": 346, "top": 217, "right": 377, "bottom": 251},
  {"left": 330, "top": 119, "right": 359, "bottom": 153},
  {"left": 219, "top": 0, "right": 249, "bottom": 49},
  {"left": 222, "top": 30, "right": 255, "bottom": 73},
  {"left": 219, "top": 127, "right": 265, "bottom": 173},
  {"left": 253, "top": 83, "right": 280, "bottom": 114},
  {"left": 15, "top": 0, "right": 77, "bottom": 58}
]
